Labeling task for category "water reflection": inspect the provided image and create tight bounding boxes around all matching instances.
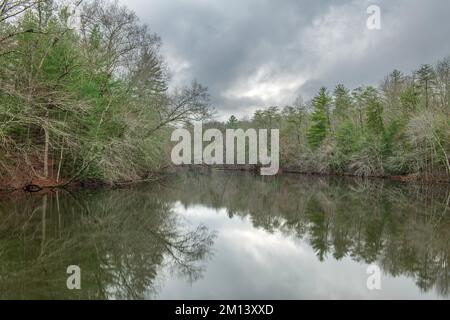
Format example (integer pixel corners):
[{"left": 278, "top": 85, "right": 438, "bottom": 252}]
[
  {"left": 0, "top": 188, "right": 215, "bottom": 299},
  {"left": 0, "top": 170, "right": 449, "bottom": 299},
  {"left": 160, "top": 170, "right": 450, "bottom": 299}
]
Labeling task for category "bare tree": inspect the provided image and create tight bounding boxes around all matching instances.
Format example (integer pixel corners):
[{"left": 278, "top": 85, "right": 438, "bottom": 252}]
[
  {"left": 80, "top": 0, "right": 161, "bottom": 81},
  {"left": 0, "top": 0, "right": 44, "bottom": 23},
  {"left": 435, "top": 57, "right": 450, "bottom": 118},
  {"left": 146, "top": 81, "right": 215, "bottom": 136}
]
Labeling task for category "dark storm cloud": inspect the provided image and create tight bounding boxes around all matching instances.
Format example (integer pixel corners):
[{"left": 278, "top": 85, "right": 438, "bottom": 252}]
[{"left": 122, "top": 0, "right": 450, "bottom": 120}]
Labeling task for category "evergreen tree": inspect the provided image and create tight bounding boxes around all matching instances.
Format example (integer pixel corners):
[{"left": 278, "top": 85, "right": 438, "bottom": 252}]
[
  {"left": 227, "top": 115, "right": 238, "bottom": 128},
  {"left": 333, "top": 84, "right": 352, "bottom": 121},
  {"left": 400, "top": 85, "right": 420, "bottom": 114},
  {"left": 382, "top": 69, "right": 405, "bottom": 112},
  {"left": 351, "top": 87, "right": 365, "bottom": 130},
  {"left": 416, "top": 64, "right": 436, "bottom": 109},
  {"left": 307, "top": 87, "right": 332, "bottom": 149},
  {"left": 363, "top": 87, "right": 384, "bottom": 135}
]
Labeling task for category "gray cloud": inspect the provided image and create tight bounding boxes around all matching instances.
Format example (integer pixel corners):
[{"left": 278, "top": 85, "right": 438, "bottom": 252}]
[{"left": 122, "top": 0, "right": 450, "bottom": 120}]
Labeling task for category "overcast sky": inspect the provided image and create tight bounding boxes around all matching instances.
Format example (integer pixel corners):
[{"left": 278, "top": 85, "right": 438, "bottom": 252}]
[{"left": 120, "top": 0, "right": 450, "bottom": 120}]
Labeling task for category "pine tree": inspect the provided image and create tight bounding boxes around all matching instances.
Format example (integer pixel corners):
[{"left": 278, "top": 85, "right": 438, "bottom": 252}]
[
  {"left": 416, "top": 64, "right": 436, "bottom": 109},
  {"left": 382, "top": 69, "right": 405, "bottom": 112},
  {"left": 307, "top": 87, "right": 332, "bottom": 149},
  {"left": 363, "top": 87, "right": 384, "bottom": 134},
  {"left": 333, "top": 84, "right": 352, "bottom": 121},
  {"left": 227, "top": 115, "right": 238, "bottom": 128},
  {"left": 400, "top": 85, "right": 420, "bottom": 114}
]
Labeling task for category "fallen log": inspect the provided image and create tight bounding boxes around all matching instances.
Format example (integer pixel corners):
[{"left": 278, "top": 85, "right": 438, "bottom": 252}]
[{"left": 23, "top": 184, "right": 43, "bottom": 193}]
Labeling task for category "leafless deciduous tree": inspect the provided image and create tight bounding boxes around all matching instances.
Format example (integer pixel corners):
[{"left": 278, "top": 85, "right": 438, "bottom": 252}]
[
  {"left": 0, "top": 0, "right": 44, "bottom": 23},
  {"left": 146, "top": 81, "right": 215, "bottom": 136}
]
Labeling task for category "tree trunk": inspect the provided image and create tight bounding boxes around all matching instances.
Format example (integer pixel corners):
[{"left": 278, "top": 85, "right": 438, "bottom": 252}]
[
  {"left": 56, "top": 138, "right": 64, "bottom": 183},
  {"left": 43, "top": 128, "right": 49, "bottom": 178}
]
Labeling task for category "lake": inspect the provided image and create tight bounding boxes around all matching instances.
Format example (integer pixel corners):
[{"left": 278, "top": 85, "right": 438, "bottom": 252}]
[{"left": 0, "top": 170, "right": 449, "bottom": 299}]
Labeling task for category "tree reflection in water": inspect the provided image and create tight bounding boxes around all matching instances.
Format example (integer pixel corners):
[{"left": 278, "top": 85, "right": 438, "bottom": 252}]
[
  {"left": 0, "top": 188, "right": 215, "bottom": 299},
  {"left": 0, "top": 170, "right": 449, "bottom": 299},
  {"left": 163, "top": 170, "right": 450, "bottom": 298}
]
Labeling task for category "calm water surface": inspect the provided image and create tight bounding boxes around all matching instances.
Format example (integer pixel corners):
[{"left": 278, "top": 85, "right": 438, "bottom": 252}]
[{"left": 0, "top": 171, "right": 449, "bottom": 299}]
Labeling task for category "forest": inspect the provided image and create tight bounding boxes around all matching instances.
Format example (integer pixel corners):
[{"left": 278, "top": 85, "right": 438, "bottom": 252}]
[
  {"left": 0, "top": 0, "right": 212, "bottom": 190},
  {"left": 1, "top": 0, "right": 449, "bottom": 191},
  {"left": 219, "top": 62, "right": 450, "bottom": 181}
]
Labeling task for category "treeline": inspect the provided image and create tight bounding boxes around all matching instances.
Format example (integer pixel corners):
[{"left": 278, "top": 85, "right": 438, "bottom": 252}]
[
  {"left": 0, "top": 0, "right": 212, "bottom": 189},
  {"left": 223, "top": 59, "right": 450, "bottom": 180},
  {"left": 1, "top": 1, "right": 448, "bottom": 188}
]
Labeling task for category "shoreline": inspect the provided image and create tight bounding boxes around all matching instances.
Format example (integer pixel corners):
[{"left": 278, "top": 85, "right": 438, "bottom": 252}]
[
  {"left": 192, "top": 165, "right": 450, "bottom": 185},
  {"left": 1, "top": 166, "right": 449, "bottom": 196}
]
